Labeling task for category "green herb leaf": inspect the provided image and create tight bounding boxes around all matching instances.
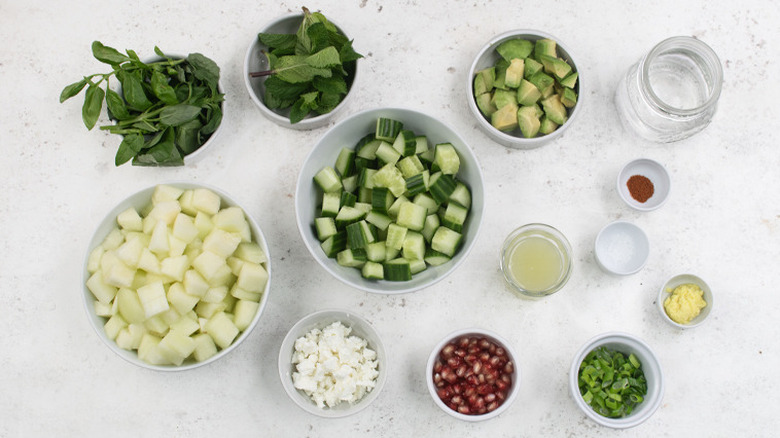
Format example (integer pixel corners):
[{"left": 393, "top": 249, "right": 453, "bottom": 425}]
[
  {"left": 105, "top": 88, "right": 131, "bottom": 120},
  {"left": 133, "top": 128, "right": 182, "bottom": 166},
  {"left": 151, "top": 70, "right": 179, "bottom": 105},
  {"left": 339, "top": 39, "right": 363, "bottom": 63},
  {"left": 313, "top": 75, "right": 347, "bottom": 95},
  {"left": 273, "top": 55, "right": 332, "bottom": 83},
  {"left": 60, "top": 79, "right": 88, "bottom": 103},
  {"left": 306, "top": 22, "right": 331, "bottom": 53},
  {"left": 82, "top": 84, "right": 105, "bottom": 130},
  {"left": 316, "top": 91, "right": 342, "bottom": 114},
  {"left": 258, "top": 33, "right": 297, "bottom": 51},
  {"left": 187, "top": 53, "right": 220, "bottom": 88},
  {"left": 265, "top": 75, "right": 312, "bottom": 101},
  {"left": 289, "top": 98, "right": 309, "bottom": 124},
  {"left": 200, "top": 103, "right": 223, "bottom": 135},
  {"left": 117, "top": 70, "right": 153, "bottom": 112},
  {"left": 176, "top": 119, "right": 204, "bottom": 154},
  {"left": 160, "top": 104, "right": 202, "bottom": 126},
  {"left": 305, "top": 46, "right": 342, "bottom": 69},
  {"left": 115, "top": 133, "right": 144, "bottom": 165},
  {"left": 91, "top": 41, "right": 129, "bottom": 65}
]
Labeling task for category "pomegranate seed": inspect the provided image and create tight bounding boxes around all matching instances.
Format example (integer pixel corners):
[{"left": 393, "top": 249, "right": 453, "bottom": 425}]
[
  {"left": 464, "top": 354, "right": 477, "bottom": 364},
  {"left": 464, "top": 386, "right": 476, "bottom": 397},
  {"left": 496, "top": 379, "right": 508, "bottom": 391},
  {"left": 473, "top": 396, "right": 485, "bottom": 409},
  {"left": 447, "top": 356, "right": 460, "bottom": 368},
  {"left": 479, "top": 338, "right": 490, "bottom": 349},
  {"left": 485, "top": 393, "right": 496, "bottom": 403},
  {"left": 501, "top": 373, "right": 512, "bottom": 384},
  {"left": 477, "top": 384, "right": 492, "bottom": 395},
  {"left": 487, "top": 401, "right": 499, "bottom": 412},
  {"left": 457, "top": 365, "right": 469, "bottom": 377},
  {"left": 459, "top": 337, "right": 470, "bottom": 348},
  {"left": 478, "top": 373, "right": 486, "bottom": 383},
  {"left": 476, "top": 406, "right": 487, "bottom": 415},
  {"left": 485, "top": 373, "right": 496, "bottom": 385},
  {"left": 433, "top": 361, "right": 443, "bottom": 373},
  {"left": 451, "top": 395, "right": 463, "bottom": 405},
  {"left": 441, "top": 367, "right": 457, "bottom": 383},
  {"left": 437, "top": 387, "right": 451, "bottom": 400},
  {"left": 497, "top": 390, "right": 507, "bottom": 401},
  {"left": 489, "top": 355, "right": 501, "bottom": 367},
  {"left": 448, "top": 402, "right": 458, "bottom": 411},
  {"left": 457, "top": 405, "right": 470, "bottom": 414},
  {"left": 454, "top": 383, "right": 463, "bottom": 394},
  {"left": 495, "top": 347, "right": 506, "bottom": 357},
  {"left": 504, "top": 361, "right": 514, "bottom": 374},
  {"left": 489, "top": 343, "right": 496, "bottom": 354},
  {"left": 472, "top": 361, "right": 482, "bottom": 374},
  {"left": 433, "top": 373, "right": 442, "bottom": 385},
  {"left": 441, "top": 343, "right": 456, "bottom": 358},
  {"left": 454, "top": 348, "right": 466, "bottom": 358},
  {"left": 479, "top": 352, "right": 490, "bottom": 362}
]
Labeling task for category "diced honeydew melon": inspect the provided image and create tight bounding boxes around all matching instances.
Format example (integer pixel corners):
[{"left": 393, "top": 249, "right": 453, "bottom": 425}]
[
  {"left": 116, "top": 323, "right": 146, "bottom": 350},
  {"left": 206, "top": 264, "right": 235, "bottom": 288},
  {"left": 202, "top": 285, "right": 229, "bottom": 304},
  {"left": 194, "top": 211, "right": 214, "bottom": 239},
  {"left": 152, "top": 184, "right": 184, "bottom": 205},
  {"left": 137, "top": 248, "right": 161, "bottom": 274},
  {"left": 213, "top": 207, "right": 248, "bottom": 234},
  {"left": 230, "top": 284, "right": 262, "bottom": 302},
  {"left": 192, "top": 333, "right": 218, "bottom": 362},
  {"left": 167, "top": 234, "right": 187, "bottom": 257},
  {"left": 226, "top": 256, "right": 246, "bottom": 277},
  {"left": 94, "top": 300, "right": 113, "bottom": 317},
  {"left": 235, "top": 242, "right": 266, "bottom": 264},
  {"left": 116, "top": 288, "right": 146, "bottom": 324},
  {"left": 87, "top": 245, "right": 105, "bottom": 274},
  {"left": 205, "top": 311, "right": 239, "bottom": 349},
  {"left": 233, "top": 300, "right": 259, "bottom": 332},
  {"left": 236, "top": 262, "right": 268, "bottom": 293},
  {"left": 158, "top": 330, "right": 196, "bottom": 366},
  {"left": 87, "top": 271, "right": 118, "bottom": 304},
  {"left": 142, "top": 215, "right": 157, "bottom": 234},
  {"left": 143, "top": 314, "right": 169, "bottom": 337},
  {"left": 160, "top": 255, "right": 190, "bottom": 282},
  {"left": 192, "top": 188, "right": 222, "bottom": 215},
  {"left": 183, "top": 268, "right": 211, "bottom": 298},
  {"left": 137, "top": 333, "right": 167, "bottom": 365},
  {"left": 172, "top": 213, "right": 199, "bottom": 244},
  {"left": 221, "top": 293, "right": 237, "bottom": 314},
  {"left": 117, "top": 207, "right": 143, "bottom": 231},
  {"left": 148, "top": 221, "right": 170, "bottom": 255},
  {"left": 159, "top": 307, "right": 181, "bottom": 326},
  {"left": 195, "top": 301, "right": 227, "bottom": 319},
  {"left": 136, "top": 280, "right": 169, "bottom": 318},
  {"left": 148, "top": 200, "right": 181, "bottom": 226},
  {"left": 178, "top": 189, "right": 197, "bottom": 216},
  {"left": 202, "top": 228, "right": 242, "bottom": 258},
  {"left": 192, "top": 250, "right": 228, "bottom": 282},
  {"left": 169, "top": 314, "right": 200, "bottom": 336},
  {"left": 102, "top": 258, "right": 136, "bottom": 289},
  {"left": 103, "top": 314, "right": 127, "bottom": 340},
  {"left": 167, "top": 281, "right": 200, "bottom": 314},
  {"left": 102, "top": 228, "right": 125, "bottom": 250}
]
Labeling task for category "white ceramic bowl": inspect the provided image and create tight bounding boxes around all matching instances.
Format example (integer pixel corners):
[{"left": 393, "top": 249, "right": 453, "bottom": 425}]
[
  {"left": 467, "top": 29, "right": 582, "bottom": 149},
  {"left": 617, "top": 158, "right": 671, "bottom": 211},
  {"left": 243, "top": 12, "right": 358, "bottom": 130},
  {"left": 426, "top": 328, "right": 521, "bottom": 421},
  {"left": 278, "top": 309, "right": 387, "bottom": 418},
  {"left": 294, "top": 107, "right": 485, "bottom": 294},
  {"left": 569, "top": 332, "right": 664, "bottom": 429},
  {"left": 82, "top": 182, "right": 271, "bottom": 371},
  {"left": 594, "top": 221, "right": 650, "bottom": 276},
  {"left": 657, "top": 273, "right": 713, "bottom": 328}
]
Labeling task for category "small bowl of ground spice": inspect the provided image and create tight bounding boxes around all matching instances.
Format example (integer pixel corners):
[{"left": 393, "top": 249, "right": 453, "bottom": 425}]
[{"left": 617, "top": 158, "right": 670, "bottom": 211}]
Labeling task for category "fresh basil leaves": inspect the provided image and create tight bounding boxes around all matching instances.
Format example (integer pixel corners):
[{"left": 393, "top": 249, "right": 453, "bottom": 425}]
[
  {"left": 250, "top": 7, "right": 363, "bottom": 124},
  {"left": 60, "top": 41, "right": 224, "bottom": 166}
]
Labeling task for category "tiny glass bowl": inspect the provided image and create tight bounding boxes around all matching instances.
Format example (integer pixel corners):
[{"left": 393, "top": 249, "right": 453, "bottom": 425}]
[
  {"left": 569, "top": 332, "right": 664, "bottom": 429},
  {"left": 657, "top": 273, "right": 713, "bottom": 329},
  {"left": 426, "top": 328, "right": 521, "bottom": 422},
  {"left": 278, "top": 309, "right": 387, "bottom": 418},
  {"left": 617, "top": 158, "right": 671, "bottom": 211},
  {"left": 594, "top": 221, "right": 650, "bottom": 276},
  {"left": 500, "top": 223, "right": 573, "bottom": 298}
]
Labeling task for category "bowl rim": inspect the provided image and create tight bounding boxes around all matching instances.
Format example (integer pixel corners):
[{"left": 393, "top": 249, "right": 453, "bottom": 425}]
[
  {"left": 243, "top": 11, "right": 358, "bottom": 130},
  {"left": 277, "top": 308, "right": 387, "bottom": 418},
  {"left": 500, "top": 222, "right": 573, "bottom": 297},
  {"left": 82, "top": 181, "right": 272, "bottom": 371},
  {"left": 594, "top": 220, "right": 650, "bottom": 276},
  {"left": 617, "top": 158, "right": 671, "bottom": 212},
  {"left": 425, "top": 327, "right": 521, "bottom": 422},
  {"left": 657, "top": 273, "right": 713, "bottom": 329},
  {"left": 569, "top": 331, "right": 664, "bottom": 429},
  {"left": 467, "top": 28, "right": 583, "bottom": 149},
  {"left": 294, "top": 106, "right": 485, "bottom": 294}
]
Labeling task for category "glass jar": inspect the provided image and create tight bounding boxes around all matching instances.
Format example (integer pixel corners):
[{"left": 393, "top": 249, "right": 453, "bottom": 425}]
[
  {"left": 615, "top": 36, "right": 723, "bottom": 143},
  {"left": 500, "top": 223, "right": 572, "bottom": 298}
]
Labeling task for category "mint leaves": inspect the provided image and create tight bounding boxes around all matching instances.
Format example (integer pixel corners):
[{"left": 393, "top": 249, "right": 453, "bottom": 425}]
[
  {"left": 250, "top": 7, "right": 363, "bottom": 124},
  {"left": 60, "top": 41, "right": 224, "bottom": 166}
]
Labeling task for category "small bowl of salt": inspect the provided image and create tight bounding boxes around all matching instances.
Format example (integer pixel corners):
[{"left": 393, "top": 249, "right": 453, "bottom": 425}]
[{"left": 594, "top": 221, "right": 650, "bottom": 276}]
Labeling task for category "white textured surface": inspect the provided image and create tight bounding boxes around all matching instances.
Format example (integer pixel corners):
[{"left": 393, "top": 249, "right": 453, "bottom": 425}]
[{"left": 1, "top": 0, "right": 779, "bottom": 436}]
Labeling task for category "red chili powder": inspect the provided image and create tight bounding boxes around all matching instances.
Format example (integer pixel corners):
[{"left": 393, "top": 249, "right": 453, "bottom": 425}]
[{"left": 627, "top": 175, "right": 654, "bottom": 203}]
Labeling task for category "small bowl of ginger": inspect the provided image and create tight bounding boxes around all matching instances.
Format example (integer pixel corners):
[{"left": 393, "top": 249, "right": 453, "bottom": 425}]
[{"left": 657, "top": 273, "right": 713, "bottom": 329}]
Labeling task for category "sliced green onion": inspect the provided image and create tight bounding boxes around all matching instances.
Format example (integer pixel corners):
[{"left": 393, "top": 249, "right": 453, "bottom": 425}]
[{"left": 578, "top": 346, "right": 648, "bottom": 418}]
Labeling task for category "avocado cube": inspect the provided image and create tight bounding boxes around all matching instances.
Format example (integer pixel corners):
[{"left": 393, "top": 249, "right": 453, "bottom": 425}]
[
  {"left": 473, "top": 68, "right": 495, "bottom": 96},
  {"left": 493, "top": 59, "right": 509, "bottom": 89},
  {"left": 534, "top": 38, "right": 557, "bottom": 61},
  {"left": 504, "top": 58, "right": 525, "bottom": 88},
  {"left": 560, "top": 88, "right": 577, "bottom": 108},
  {"left": 476, "top": 93, "right": 497, "bottom": 117},
  {"left": 560, "top": 72, "right": 578, "bottom": 89},
  {"left": 528, "top": 71, "right": 555, "bottom": 98},
  {"left": 516, "top": 79, "right": 542, "bottom": 106},
  {"left": 517, "top": 106, "right": 541, "bottom": 138},
  {"left": 496, "top": 39, "right": 533, "bottom": 61},
  {"left": 539, "top": 116, "right": 559, "bottom": 135},
  {"left": 523, "top": 58, "right": 543, "bottom": 79},
  {"left": 541, "top": 94, "right": 568, "bottom": 125},
  {"left": 539, "top": 55, "right": 572, "bottom": 80},
  {"left": 531, "top": 103, "right": 544, "bottom": 118},
  {"left": 491, "top": 102, "right": 519, "bottom": 131},
  {"left": 491, "top": 88, "right": 516, "bottom": 110}
]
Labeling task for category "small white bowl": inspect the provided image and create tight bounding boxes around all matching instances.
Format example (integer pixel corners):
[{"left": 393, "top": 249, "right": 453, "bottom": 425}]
[
  {"left": 467, "top": 29, "right": 583, "bottom": 149},
  {"left": 426, "top": 328, "right": 521, "bottom": 422},
  {"left": 594, "top": 221, "right": 650, "bottom": 276},
  {"left": 294, "top": 107, "right": 485, "bottom": 294},
  {"left": 83, "top": 182, "right": 271, "bottom": 371},
  {"left": 617, "top": 158, "right": 671, "bottom": 211},
  {"left": 243, "top": 12, "right": 358, "bottom": 130},
  {"left": 657, "top": 273, "right": 713, "bottom": 329},
  {"left": 569, "top": 332, "right": 664, "bottom": 429},
  {"left": 278, "top": 309, "right": 387, "bottom": 418}
]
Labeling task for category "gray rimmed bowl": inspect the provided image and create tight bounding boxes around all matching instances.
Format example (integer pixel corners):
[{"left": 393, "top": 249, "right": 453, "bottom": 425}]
[{"left": 657, "top": 273, "right": 713, "bottom": 328}]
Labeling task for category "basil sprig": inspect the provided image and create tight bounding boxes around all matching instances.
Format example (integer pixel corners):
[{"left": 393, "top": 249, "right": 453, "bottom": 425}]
[
  {"left": 249, "top": 7, "right": 363, "bottom": 124},
  {"left": 61, "top": 42, "right": 224, "bottom": 166}
]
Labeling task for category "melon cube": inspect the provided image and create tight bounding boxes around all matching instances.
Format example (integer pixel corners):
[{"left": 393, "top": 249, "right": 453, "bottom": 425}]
[
  {"left": 86, "top": 271, "right": 118, "bottom": 304},
  {"left": 138, "top": 248, "right": 161, "bottom": 274},
  {"left": 160, "top": 255, "right": 189, "bottom": 282},
  {"left": 103, "top": 263, "right": 136, "bottom": 289},
  {"left": 137, "top": 333, "right": 167, "bottom": 365},
  {"left": 213, "top": 207, "right": 247, "bottom": 233},
  {"left": 195, "top": 301, "right": 226, "bottom": 319},
  {"left": 183, "top": 269, "right": 209, "bottom": 298},
  {"left": 116, "top": 323, "right": 146, "bottom": 350},
  {"left": 148, "top": 221, "right": 170, "bottom": 255},
  {"left": 230, "top": 284, "right": 262, "bottom": 302},
  {"left": 205, "top": 312, "right": 239, "bottom": 349},
  {"left": 103, "top": 314, "right": 127, "bottom": 340},
  {"left": 172, "top": 213, "right": 199, "bottom": 244},
  {"left": 179, "top": 189, "right": 197, "bottom": 216},
  {"left": 94, "top": 300, "right": 113, "bottom": 317},
  {"left": 102, "top": 228, "right": 124, "bottom": 250},
  {"left": 158, "top": 330, "right": 196, "bottom": 366},
  {"left": 207, "top": 264, "right": 234, "bottom": 288},
  {"left": 116, "top": 207, "right": 143, "bottom": 231},
  {"left": 136, "top": 280, "right": 169, "bottom": 318},
  {"left": 160, "top": 307, "right": 181, "bottom": 326},
  {"left": 202, "top": 285, "right": 229, "bottom": 304},
  {"left": 234, "top": 242, "right": 267, "bottom": 264},
  {"left": 144, "top": 314, "right": 169, "bottom": 337},
  {"left": 148, "top": 200, "right": 181, "bottom": 225},
  {"left": 226, "top": 257, "right": 245, "bottom": 276},
  {"left": 221, "top": 293, "right": 237, "bottom": 313},
  {"left": 169, "top": 314, "right": 200, "bottom": 336},
  {"left": 194, "top": 212, "right": 214, "bottom": 239},
  {"left": 192, "top": 188, "right": 221, "bottom": 215},
  {"left": 233, "top": 300, "right": 260, "bottom": 331},
  {"left": 116, "top": 288, "right": 146, "bottom": 324},
  {"left": 192, "top": 250, "right": 228, "bottom": 281},
  {"left": 142, "top": 215, "right": 157, "bottom": 234},
  {"left": 87, "top": 245, "right": 105, "bottom": 274},
  {"left": 167, "top": 282, "right": 200, "bottom": 314},
  {"left": 152, "top": 184, "right": 184, "bottom": 205},
  {"left": 168, "top": 234, "right": 187, "bottom": 257},
  {"left": 115, "top": 237, "right": 145, "bottom": 268},
  {"left": 236, "top": 262, "right": 268, "bottom": 293},
  {"left": 192, "top": 333, "right": 218, "bottom": 362},
  {"left": 203, "top": 228, "right": 242, "bottom": 258}
]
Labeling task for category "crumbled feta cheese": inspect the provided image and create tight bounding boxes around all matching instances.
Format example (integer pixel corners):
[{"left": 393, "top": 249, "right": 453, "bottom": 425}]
[{"left": 291, "top": 321, "right": 379, "bottom": 408}]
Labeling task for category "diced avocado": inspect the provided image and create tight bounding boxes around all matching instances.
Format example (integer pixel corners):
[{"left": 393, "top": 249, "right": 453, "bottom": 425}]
[
  {"left": 504, "top": 58, "right": 525, "bottom": 89},
  {"left": 523, "top": 58, "right": 543, "bottom": 79},
  {"left": 516, "top": 79, "right": 542, "bottom": 106},
  {"left": 560, "top": 72, "right": 578, "bottom": 89},
  {"left": 496, "top": 39, "right": 533, "bottom": 61},
  {"left": 517, "top": 106, "right": 541, "bottom": 138},
  {"left": 528, "top": 71, "right": 555, "bottom": 98},
  {"left": 473, "top": 67, "right": 494, "bottom": 96},
  {"left": 534, "top": 38, "right": 557, "bottom": 61},
  {"left": 539, "top": 116, "right": 558, "bottom": 135},
  {"left": 491, "top": 102, "right": 519, "bottom": 131},
  {"left": 541, "top": 94, "right": 568, "bottom": 125},
  {"left": 493, "top": 59, "right": 509, "bottom": 89},
  {"left": 476, "top": 93, "right": 497, "bottom": 117},
  {"left": 491, "top": 88, "right": 516, "bottom": 110},
  {"left": 531, "top": 103, "right": 544, "bottom": 119},
  {"left": 560, "top": 87, "right": 577, "bottom": 108},
  {"left": 539, "top": 55, "right": 572, "bottom": 80}
]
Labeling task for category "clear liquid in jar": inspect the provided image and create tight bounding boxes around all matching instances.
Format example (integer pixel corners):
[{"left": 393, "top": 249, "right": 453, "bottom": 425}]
[{"left": 647, "top": 52, "right": 711, "bottom": 110}]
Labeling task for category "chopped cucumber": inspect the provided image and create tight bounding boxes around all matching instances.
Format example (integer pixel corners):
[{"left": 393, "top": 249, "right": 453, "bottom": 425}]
[{"left": 314, "top": 167, "right": 342, "bottom": 193}]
